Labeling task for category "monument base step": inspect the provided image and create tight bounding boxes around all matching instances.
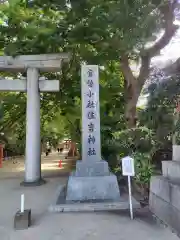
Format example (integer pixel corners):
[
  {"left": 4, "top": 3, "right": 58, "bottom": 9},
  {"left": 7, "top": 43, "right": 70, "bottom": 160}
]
[
  {"left": 65, "top": 173, "right": 120, "bottom": 202},
  {"left": 48, "top": 185, "right": 140, "bottom": 213}
]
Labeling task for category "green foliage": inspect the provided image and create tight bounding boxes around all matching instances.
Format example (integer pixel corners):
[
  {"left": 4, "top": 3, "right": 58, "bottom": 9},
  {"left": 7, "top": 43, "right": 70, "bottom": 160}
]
[
  {"left": 0, "top": 0, "right": 173, "bottom": 167},
  {"left": 105, "top": 127, "right": 156, "bottom": 156},
  {"left": 133, "top": 152, "right": 156, "bottom": 187},
  {"left": 139, "top": 75, "right": 180, "bottom": 146},
  {"left": 102, "top": 125, "right": 158, "bottom": 174},
  {"left": 113, "top": 151, "right": 156, "bottom": 192},
  {"left": 0, "top": 60, "right": 126, "bottom": 155},
  {"left": 0, "top": 0, "right": 163, "bottom": 60}
]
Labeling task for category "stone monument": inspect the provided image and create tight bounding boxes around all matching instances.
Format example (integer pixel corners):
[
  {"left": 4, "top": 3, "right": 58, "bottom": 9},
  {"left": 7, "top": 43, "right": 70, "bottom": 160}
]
[{"left": 66, "top": 65, "right": 120, "bottom": 202}]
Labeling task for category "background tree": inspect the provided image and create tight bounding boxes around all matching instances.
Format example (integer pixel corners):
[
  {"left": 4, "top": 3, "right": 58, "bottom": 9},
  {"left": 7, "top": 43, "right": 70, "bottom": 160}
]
[
  {"left": 139, "top": 74, "right": 180, "bottom": 148},
  {"left": 1, "top": 0, "right": 179, "bottom": 128},
  {"left": 0, "top": 0, "right": 179, "bottom": 192}
]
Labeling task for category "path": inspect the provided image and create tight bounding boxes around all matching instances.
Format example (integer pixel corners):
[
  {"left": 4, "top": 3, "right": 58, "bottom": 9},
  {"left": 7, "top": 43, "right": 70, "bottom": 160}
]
[
  {"left": 0, "top": 150, "right": 73, "bottom": 179},
  {"left": 0, "top": 151, "right": 178, "bottom": 240}
]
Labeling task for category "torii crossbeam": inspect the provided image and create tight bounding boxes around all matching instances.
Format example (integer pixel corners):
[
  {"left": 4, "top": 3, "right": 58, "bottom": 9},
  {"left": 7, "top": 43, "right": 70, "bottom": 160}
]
[{"left": 0, "top": 54, "right": 70, "bottom": 186}]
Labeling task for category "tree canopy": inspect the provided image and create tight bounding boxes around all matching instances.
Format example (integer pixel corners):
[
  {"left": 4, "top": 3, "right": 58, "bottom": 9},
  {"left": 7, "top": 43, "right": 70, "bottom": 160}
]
[{"left": 0, "top": 0, "right": 179, "bottom": 167}]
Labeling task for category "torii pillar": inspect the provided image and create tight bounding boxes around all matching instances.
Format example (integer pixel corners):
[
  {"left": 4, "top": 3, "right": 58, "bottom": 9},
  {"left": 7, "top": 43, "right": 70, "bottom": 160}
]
[{"left": 0, "top": 54, "right": 70, "bottom": 186}]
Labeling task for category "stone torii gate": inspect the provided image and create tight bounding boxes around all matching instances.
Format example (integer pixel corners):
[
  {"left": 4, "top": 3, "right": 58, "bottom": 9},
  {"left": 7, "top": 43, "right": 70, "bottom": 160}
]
[{"left": 0, "top": 54, "right": 70, "bottom": 185}]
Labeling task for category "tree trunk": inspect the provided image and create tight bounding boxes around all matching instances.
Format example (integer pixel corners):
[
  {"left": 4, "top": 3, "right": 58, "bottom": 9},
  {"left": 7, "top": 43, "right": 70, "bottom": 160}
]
[
  {"left": 124, "top": 83, "right": 139, "bottom": 128},
  {"left": 120, "top": 1, "right": 178, "bottom": 129},
  {"left": 125, "top": 96, "right": 138, "bottom": 128}
]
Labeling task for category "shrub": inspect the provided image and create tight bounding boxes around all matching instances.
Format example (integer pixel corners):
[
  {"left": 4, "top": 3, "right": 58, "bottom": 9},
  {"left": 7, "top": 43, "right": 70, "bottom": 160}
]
[{"left": 133, "top": 152, "right": 156, "bottom": 185}]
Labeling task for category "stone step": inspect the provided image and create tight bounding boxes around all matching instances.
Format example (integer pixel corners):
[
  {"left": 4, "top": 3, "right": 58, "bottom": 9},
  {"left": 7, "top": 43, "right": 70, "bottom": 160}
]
[
  {"left": 150, "top": 175, "right": 180, "bottom": 211},
  {"left": 48, "top": 197, "right": 140, "bottom": 213},
  {"left": 162, "top": 160, "right": 180, "bottom": 180},
  {"left": 49, "top": 184, "right": 140, "bottom": 213}
]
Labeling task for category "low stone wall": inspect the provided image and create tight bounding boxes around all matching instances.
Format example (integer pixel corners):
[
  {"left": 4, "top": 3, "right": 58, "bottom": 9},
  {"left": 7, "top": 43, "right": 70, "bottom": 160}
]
[{"left": 149, "top": 176, "right": 180, "bottom": 234}]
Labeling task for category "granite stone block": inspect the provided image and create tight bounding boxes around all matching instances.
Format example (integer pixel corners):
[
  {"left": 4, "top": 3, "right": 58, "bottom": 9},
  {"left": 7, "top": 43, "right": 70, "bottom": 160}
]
[
  {"left": 150, "top": 176, "right": 180, "bottom": 211},
  {"left": 150, "top": 192, "right": 180, "bottom": 235},
  {"left": 169, "top": 182, "right": 180, "bottom": 211},
  {"left": 74, "top": 160, "right": 110, "bottom": 177},
  {"left": 172, "top": 145, "right": 180, "bottom": 161},
  {"left": 66, "top": 174, "right": 120, "bottom": 202},
  {"left": 170, "top": 203, "right": 180, "bottom": 234},
  {"left": 14, "top": 209, "right": 31, "bottom": 230},
  {"left": 150, "top": 176, "right": 171, "bottom": 203},
  {"left": 162, "top": 160, "right": 180, "bottom": 181},
  {"left": 149, "top": 192, "right": 171, "bottom": 225}
]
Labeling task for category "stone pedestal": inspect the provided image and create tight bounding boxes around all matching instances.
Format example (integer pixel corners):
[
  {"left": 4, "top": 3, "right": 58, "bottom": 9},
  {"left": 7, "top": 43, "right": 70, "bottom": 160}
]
[
  {"left": 75, "top": 160, "right": 110, "bottom": 176},
  {"left": 14, "top": 209, "right": 31, "bottom": 230},
  {"left": 21, "top": 178, "right": 46, "bottom": 187},
  {"left": 66, "top": 160, "right": 120, "bottom": 202}
]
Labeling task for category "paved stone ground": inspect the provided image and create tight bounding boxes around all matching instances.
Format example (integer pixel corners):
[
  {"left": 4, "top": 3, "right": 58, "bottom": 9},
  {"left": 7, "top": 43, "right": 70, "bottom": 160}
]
[
  {"left": 0, "top": 152, "right": 179, "bottom": 240},
  {"left": 0, "top": 150, "right": 72, "bottom": 179}
]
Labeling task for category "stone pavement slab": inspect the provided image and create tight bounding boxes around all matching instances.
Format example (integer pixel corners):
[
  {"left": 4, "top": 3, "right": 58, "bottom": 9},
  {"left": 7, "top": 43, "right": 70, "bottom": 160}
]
[
  {"left": 0, "top": 153, "right": 178, "bottom": 240},
  {"left": 3, "top": 210, "right": 180, "bottom": 240},
  {"left": 0, "top": 152, "right": 70, "bottom": 179},
  {"left": 0, "top": 176, "right": 178, "bottom": 240}
]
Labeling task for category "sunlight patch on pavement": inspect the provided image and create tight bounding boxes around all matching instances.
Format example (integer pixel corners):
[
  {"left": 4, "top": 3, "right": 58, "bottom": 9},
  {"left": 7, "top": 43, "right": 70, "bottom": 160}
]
[{"left": 41, "top": 162, "right": 67, "bottom": 170}]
